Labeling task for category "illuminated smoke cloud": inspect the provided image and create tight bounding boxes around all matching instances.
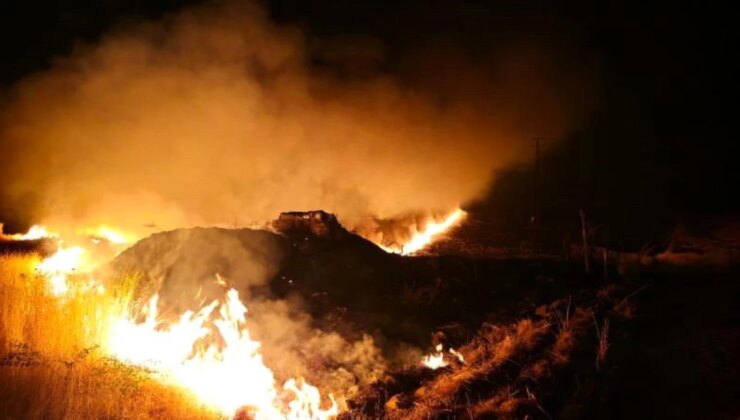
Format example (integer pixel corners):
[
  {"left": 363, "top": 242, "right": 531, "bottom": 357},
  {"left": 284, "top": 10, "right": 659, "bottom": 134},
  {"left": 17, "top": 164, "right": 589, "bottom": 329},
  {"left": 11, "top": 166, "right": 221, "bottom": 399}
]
[{"left": 0, "top": 1, "right": 594, "bottom": 235}]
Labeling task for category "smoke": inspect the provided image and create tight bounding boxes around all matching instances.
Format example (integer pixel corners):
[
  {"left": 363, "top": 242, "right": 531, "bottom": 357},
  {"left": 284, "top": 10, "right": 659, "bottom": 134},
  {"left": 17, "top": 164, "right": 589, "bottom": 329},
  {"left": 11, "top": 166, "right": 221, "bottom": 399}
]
[
  {"left": 0, "top": 1, "right": 594, "bottom": 235},
  {"left": 247, "top": 298, "right": 387, "bottom": 401},
  {"left": 104, "top": 226, "right": 386, "bottom": 403},
  {"left": 106, "top": 227, "right": 288, "bottom": 312}
]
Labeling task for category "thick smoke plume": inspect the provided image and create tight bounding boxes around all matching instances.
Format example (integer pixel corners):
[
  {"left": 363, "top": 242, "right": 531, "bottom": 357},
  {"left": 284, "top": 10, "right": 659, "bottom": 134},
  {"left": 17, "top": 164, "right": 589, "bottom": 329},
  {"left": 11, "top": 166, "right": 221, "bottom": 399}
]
[{"left": 0, "top": 1, "right": 593, "bottom": 235}]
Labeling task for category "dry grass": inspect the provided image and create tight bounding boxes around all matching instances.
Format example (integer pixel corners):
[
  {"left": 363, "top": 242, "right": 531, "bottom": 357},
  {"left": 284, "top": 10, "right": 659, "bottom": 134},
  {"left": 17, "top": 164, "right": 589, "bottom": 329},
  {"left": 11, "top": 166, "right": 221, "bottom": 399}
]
[
  {"left": 0, "top": 252, "right": 219, "bottom": 419},
  {"left": 0, "top": 253, "right": 132, "bottom": 358},
  {"left": 0, "top": 360, "right": 216, "bottom": 420},
  {"left": 390, "top": 319, "right": 551, "bottom": 420},
  {"left": 346, "top": 291, "right": 614, "bottom": 420},
  {"left": 594, "top": 316, "right": 610, "bottom": 371},
  {"left": 551, "top": 303, "right": 591, "bottom": 366}
]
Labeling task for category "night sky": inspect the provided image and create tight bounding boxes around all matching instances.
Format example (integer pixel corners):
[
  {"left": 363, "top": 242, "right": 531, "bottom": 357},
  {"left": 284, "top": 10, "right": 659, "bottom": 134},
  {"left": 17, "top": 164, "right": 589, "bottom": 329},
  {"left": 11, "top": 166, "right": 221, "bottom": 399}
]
[{"left": 1, "top": 0, "right": 735, "bottom": 233}]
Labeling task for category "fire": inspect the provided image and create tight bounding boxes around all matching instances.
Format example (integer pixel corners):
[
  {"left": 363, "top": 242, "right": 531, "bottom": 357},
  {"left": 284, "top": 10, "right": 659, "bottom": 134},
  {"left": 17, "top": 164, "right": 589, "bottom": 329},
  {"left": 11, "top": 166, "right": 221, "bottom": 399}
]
[
  {"left": 28, "top": 251, "right": 339, "bottom": 417},
  {"left": 379, "top": 208, "right": 467, "bottom": 255},
  {"left": 10, "top": 219, "right": 395, "bottom": 418},
  {"left": 29, "top": 225, "right": 130, "bottom": 295},
  {"left": 35, "top": 245, "right": 86, "bottom": 295},
  {"left": 421, "top": 344, "right": 448, "bottom": 369},
  {"left": 29, "top": 238, "right": 338, "bottom": 419},
  {"left": 421, "top": 344, "right": 465, "bottom": 370},
  {"left": 78, "top": 225, "right": 133, "bottom": 244},
  {"left": 5, "top": 223, "right": 133, "bottom": 295},
  {"left": 0, "top": 224, "right": 58, "bottom": 241},
  {"left": 1, "top": 223, "right": 135, "bottom": 245},
  {"left": 105, "top": 286, "right": 338, "bottom": 419}
]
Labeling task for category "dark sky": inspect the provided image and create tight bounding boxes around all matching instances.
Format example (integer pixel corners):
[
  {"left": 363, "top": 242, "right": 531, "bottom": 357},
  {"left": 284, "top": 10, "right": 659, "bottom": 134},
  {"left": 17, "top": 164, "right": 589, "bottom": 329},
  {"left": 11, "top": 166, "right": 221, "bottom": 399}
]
[{"left": 0, "top": 0, "right": 736, "bottom": 229}]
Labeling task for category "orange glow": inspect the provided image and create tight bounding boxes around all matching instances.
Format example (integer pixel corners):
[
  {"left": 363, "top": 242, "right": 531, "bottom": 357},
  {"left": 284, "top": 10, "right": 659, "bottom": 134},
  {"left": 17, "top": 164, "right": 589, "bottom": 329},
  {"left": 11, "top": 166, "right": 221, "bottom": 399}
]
[
  {"left": 79, "top": 225, "right": 133, "bottom": 244},
  {"left": 1, "top": 222, "right": 135, "bottom": 246},
  {"left": 0, "top": 224, "right": 58, "bottom": 241},
  {"left": 421, "top": 344, "right": 465, "bottom": 370},
  {"left": 6, "top": 223, "right": 134, "bottom": 296},
  {"left": 380, "top": 208, "right": 466, "bottom": 255},
  {"left": 421, "top": 344, "right": 448, "bottom": 369},
  {"left": 36, "top": 245, "right": 86, "bottom": 296},
  {"left": 32, "top": 241, "right": 340, "bottom": 418},
  {"left": 21, "top": 222, "right": 344, "bottom": 417},
  {"left": 105, "top": 285, "right": 338, "bottom": 418},
  {"left": 449, "top": 347, "right": 465, "bottom": 363}
]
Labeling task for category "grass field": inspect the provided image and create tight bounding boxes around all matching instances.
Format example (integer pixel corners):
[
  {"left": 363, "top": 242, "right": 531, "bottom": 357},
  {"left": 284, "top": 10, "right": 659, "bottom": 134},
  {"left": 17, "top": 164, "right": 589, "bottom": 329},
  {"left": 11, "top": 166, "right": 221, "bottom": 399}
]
[{"left": 0, "top": 252, "right": 219, "bottom": 419}]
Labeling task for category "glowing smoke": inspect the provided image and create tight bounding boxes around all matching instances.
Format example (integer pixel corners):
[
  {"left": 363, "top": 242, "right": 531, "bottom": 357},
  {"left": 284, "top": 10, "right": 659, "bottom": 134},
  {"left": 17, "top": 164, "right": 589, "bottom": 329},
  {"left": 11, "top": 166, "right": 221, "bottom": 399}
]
[{"left": 0, "top": 1, "right": 594, "bottom": 234}]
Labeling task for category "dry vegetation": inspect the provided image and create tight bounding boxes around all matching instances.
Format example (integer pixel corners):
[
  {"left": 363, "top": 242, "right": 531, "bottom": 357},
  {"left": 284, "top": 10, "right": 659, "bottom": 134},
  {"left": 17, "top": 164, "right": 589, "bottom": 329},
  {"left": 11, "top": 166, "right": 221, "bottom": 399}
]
[
  {"left": 344, "top": 288, "right": 625, "bottom": 420},
  {"left": 0, "top": 253, "right": 219, "bottom": 419}
]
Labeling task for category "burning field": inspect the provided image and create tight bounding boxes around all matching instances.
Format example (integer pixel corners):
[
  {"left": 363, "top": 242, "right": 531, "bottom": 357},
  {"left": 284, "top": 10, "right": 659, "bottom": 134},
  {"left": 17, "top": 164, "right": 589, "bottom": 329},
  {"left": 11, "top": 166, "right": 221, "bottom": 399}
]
[
  {"left": 0, "top": 210, "right": 474, "bottom": 418},
  {"left": 0, "top": 208, "right": 599, "bottom": 419},
  {"left": 0, "top": 2, "right": 582, "bottom": 414},
  {"left": 1, "top": 0, "right": 739, "bottom": 418},
  {"left": 5, "top": 209, "right": 736, "bottom": 419}
]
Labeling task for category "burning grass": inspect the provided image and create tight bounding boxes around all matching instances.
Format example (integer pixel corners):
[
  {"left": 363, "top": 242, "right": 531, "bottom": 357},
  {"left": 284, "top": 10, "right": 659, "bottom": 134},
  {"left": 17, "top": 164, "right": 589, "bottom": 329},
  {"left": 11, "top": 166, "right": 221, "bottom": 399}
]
[
  {"left": 344, "top": 289, "right": 623, "bottom": 419},
  {"left": 1, "top": 245, "right": 343, "bottom": 419},
  {"left": 0, "top": 252, "right": 219, "bottom": 419},
  {"left": 0, "top": 253, "right": 127, "bottom": 358}
]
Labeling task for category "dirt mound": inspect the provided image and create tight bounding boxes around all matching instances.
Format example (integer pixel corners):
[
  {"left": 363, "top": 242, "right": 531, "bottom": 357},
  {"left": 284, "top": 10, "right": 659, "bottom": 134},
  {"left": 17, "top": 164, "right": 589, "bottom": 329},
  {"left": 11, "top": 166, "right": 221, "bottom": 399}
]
[
  {"left": 102, "top": 211, "right": 388, "bottom": 309},
  {"left": 103, "top": 227, "right": 289, "bottom": 312}
]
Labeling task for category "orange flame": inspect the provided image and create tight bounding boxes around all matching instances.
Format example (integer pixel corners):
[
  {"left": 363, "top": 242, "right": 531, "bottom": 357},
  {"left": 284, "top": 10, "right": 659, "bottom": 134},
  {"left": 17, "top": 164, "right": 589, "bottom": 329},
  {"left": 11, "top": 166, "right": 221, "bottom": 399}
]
[
  {"left": 1, "top": 222, "right": 135, "bottom": 246},
  {"left": 0, "top": 224, "right": 58, "bottom": 241},
  {"left": 32, "top": 242, "right": 339, "bottom": 418},
  {"left": 421, "top": 344, "right": 449, "bottom": 369},
  {"left": 78, "top": 225, "right": 133, "bottom": 244},
  {"left": 421, "top": 344, "right": 465, "bottom": 370},
  {"left": 379, "top": 208, "right": 466, "bottom": 255},
  {"left": 36, "top": 245, "right": 86, "bottom": 295},
  {"left": 8, "top": 223, "right": 133, "bottom": 296},
  {"left": 22, "top": 223, "right": 345, "bottom": 417},
  {"left": 105, "top": 286, "right": 338, "bottom": 418}
]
